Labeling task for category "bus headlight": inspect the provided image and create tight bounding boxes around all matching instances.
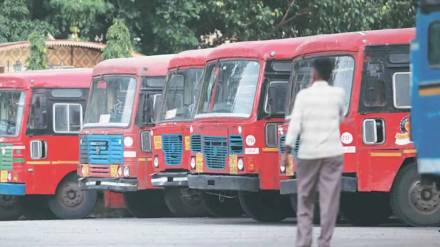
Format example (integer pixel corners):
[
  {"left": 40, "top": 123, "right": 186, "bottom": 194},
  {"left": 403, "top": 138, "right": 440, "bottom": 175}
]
[
  {"left": 123, "top": 167, "right": 130, "bottom": 177},
  {"left": 81, "top": 165, "right": 89, "bottom": 177},
  {"left": 190, "top": 157, "right": 196, "bottom": 169},
  {"left": 124, "top": 136, "right": 134, "bottom": 147},
  {"left": 153, "top": 157, "right": 159, "bottom": 168},
  {"left": 237, "top": 158, "right": 244, "bottom": 171}
]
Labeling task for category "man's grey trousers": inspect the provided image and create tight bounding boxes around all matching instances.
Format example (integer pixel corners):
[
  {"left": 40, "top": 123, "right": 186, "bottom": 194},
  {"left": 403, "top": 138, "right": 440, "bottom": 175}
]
[{"left": 296, "top": 156, "right": 343, "bottom": 247}]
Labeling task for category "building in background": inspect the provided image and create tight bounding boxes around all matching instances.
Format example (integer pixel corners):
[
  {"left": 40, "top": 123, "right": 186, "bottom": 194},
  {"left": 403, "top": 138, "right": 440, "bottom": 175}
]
[{"left": 0, "top": 40, "right": 106, "bottom": 73}]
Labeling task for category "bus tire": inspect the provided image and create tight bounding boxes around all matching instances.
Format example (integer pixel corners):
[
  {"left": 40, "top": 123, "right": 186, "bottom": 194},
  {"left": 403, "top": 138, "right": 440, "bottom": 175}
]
[
  {"left": 238, "top": 191, "right": 290, "bottom": 222},
  {"left": 123, "top": 190, "right": 170, "bottom": 218},
  {"left": 48, "top": 174, "right": 97, "bottom": 219},
  {"left": 164, "top": 187, "right": 209, "bottom": 217},
  {"left": 391, "top": 163, "right": 440, "bottom": 226},
  {"left": 19, "top": 195, "right": 55, "bottom": 220},
  {"left": 340, "top": 192, "right": 391, "bottom": 226},
  {"left": 0, "top": 195, "right": 21, "bottom": 220},
  {"left": 201, "top": 191, "right": 242, "bottom": 217}
]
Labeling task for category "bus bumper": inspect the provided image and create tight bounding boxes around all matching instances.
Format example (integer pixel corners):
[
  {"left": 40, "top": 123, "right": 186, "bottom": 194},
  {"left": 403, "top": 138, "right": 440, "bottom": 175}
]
[
  {"left": 79, "top": 177, "right": 138, "bottom": 192},
  {"left": 280, "top": 176, "right": 357, "bottom": 195},
  {"left": 151, "top": 172, "right": 188, "bottom": 187},
  {"left": 188, "top": 174, "right": 259, "bottom": 192},
  {"left": 0, "top": 183, "right": 25, "bottom": 195}
]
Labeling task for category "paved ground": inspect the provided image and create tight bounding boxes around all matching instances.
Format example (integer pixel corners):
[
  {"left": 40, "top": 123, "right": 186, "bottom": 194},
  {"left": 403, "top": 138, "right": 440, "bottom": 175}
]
[{"left": 0, "top": 218, "right": 438, "bottom": 247}]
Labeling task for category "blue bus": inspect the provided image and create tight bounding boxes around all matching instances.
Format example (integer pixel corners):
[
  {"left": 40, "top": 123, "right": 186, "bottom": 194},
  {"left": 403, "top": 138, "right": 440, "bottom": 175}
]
[{"left": 412, "top": 0, "right": 440, "bottom": 185}]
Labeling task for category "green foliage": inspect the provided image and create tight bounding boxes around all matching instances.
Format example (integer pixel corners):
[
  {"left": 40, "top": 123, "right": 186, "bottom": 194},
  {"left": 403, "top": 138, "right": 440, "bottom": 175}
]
[
  {"left": 26, "top": 32, "right": 48, "bottom": 70},
  {"left": 102, "top": 19, "right": 133, "bottom": 60},
  {"left": 0, "top": 0, "right": 418, "bottom": 54},
  {"left": 0, "top": 0, "right": 52, "bottom": 43}
]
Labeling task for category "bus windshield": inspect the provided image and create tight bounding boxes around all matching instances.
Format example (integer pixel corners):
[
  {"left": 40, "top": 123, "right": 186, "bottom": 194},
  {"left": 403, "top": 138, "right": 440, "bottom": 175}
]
[
  {"left": 159, "top": 68, "right": 203, "bottom": 121},
  {"left": 84, "top": 76, "right": 136, "bottom": 127},
  {"left": 287, "top": 56, "right": 355, "bottom": 116},
  {"left": 0, "top": 91, "right": 25, "bottom": 137},
  {"left": 197, "top": 60, "right": 260, "bottom": 118}
]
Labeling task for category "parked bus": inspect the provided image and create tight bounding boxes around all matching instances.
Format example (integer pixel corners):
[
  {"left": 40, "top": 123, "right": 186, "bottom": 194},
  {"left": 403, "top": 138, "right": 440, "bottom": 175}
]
[
  {"left": 186, "top": 38, "right": 307, "bottom": 222},
  {"left": 151, "top": 49, "right": 216, "bottom": 217},
  {"left": 412, "top": 1, "right": 440, "bottom": 187},
  {"left": 0, "top": 69, "right": 96, "bottom": 219},
  {"left": 78, "top": 55, "right": 173, "bottom": 218},
  {"left": 278, "top": 28, "right": 440, "bottom": 227}
]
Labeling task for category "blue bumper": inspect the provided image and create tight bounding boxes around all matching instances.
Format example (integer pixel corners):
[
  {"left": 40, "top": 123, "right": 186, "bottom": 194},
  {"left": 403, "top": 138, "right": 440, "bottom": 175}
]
[{"left": 0, "top": 183, "right": 25, "bottom": 195}]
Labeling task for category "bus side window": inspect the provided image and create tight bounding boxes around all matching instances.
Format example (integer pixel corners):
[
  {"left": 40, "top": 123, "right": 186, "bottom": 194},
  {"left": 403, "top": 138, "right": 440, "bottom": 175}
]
[
  {"left": 28, "top": 94, "right": 48, "bottom": 130},
  {"left": 393, "top": 72, "right": 411, "bottom": 109},
  {"left": 429, "top": 21, "right": 440, "bottom": 66},
  {"left": 53, "top": 103, "right": 83, "bottom": 134}
]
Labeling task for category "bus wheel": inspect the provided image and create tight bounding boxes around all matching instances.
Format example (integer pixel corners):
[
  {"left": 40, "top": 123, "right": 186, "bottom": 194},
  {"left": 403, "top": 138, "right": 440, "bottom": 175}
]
[
  {"left": 201, "top": 191, "right": 242, "bottom": 217},
  {"left": 48, "top": 174, "right": 97, "bottom": 219},
  {"left": 164, "top": 187, "right": 209, "bottom": 217},
  {"left": 238, "top": 191, "right": 290, "bottom": 222},
  {"left": 19, "top": 196, "right": 55, "bottom": 220},
  {"left": 340, "top": 192, "right": 391, "bottom": 226},
  {"left": 391, "top": 163, "right": 440, "bottom": 226},
  {"left": 0, "top": 195, "right": 21, "bottom": 220},
  {"left": 289, "top": 194, "right": 321, "bottom": 224},
  {"left": 123, "top": 190, "right": 170, "bottom": 218}
]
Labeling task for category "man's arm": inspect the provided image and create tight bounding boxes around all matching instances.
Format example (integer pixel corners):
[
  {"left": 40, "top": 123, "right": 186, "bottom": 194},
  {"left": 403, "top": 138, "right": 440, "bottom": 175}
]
[{"left": 285, "top": 92, "right": 303, "bottom": 148}]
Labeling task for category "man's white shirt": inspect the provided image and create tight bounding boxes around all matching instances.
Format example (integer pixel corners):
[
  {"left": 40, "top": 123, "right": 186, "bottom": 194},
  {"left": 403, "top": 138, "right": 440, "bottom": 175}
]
[{"left": 285, "top": 80, "right": 345, "bottom": 160}]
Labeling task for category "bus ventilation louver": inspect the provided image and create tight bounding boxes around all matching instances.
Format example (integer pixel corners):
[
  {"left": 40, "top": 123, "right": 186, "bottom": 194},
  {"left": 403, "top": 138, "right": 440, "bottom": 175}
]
[
  {"left": 190, "top": 135, "right": 202, "bottom": 153},
  {"left": 202, "top": 136, "right": 227, "bottom": 169},
  {"left": 0, "top": 143, "right": 13, "bottom": 171},
  {"left": 229, "top": 135, "right": 243, "bottom": 154},
  {"left": 279, "top": 136, "right": 299, "bottom": 154},
  {"left": 161, "top": 134, "right": 183, "bottom": 165},
  {"left": 80, "top": 135, "right": 124, "bottom": 165}
]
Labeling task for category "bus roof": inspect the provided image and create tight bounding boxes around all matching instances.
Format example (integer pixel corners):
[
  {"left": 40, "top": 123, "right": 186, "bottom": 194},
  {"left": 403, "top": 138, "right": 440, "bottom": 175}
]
[
  {"left": 168, "top": 48, "right": 213, "bottom": 69},
  {"left": 206, "top": 37, "right": 309, "bottom": 62},
  {"left": 93, "top": 55, "right": 174, "bottom": 77},
  {"left": 0, "top": 68, "right": 92, "bottom": 89},
  {"left": 295, "top": 28, "right": 415, "bottom": 56}
]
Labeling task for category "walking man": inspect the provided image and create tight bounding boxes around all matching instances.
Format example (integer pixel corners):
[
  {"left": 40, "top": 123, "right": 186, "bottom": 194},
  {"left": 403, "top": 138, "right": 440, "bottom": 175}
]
[{"left": 282, "top": 58, "right": 345, "bottom": 247}]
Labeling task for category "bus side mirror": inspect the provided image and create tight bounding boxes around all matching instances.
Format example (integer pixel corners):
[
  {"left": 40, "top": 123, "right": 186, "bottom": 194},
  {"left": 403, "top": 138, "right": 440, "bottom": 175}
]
[
  {"left": 151, "top": 94, "right": 162, "bottom": 123},
  {"left": 265, "top": 81, "right": 288, "bottom": 116}
]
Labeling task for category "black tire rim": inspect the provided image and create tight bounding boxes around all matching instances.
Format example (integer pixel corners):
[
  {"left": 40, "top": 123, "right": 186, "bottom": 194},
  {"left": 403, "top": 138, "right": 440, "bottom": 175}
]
[
  {"left": 408, "top": 180, "right": 440, "bottom": 215},
  {"left": 60, "top": 183, "right": 84, "bottom": 208}
]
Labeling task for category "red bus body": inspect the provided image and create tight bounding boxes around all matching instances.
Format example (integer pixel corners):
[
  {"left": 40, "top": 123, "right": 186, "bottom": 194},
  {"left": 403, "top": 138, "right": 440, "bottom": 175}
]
[
  {"left": 78, "top": 55, "right": 173, "bottom": 193},
  {"left": 0, "top": 69, "right": 91, "bottom": 195},
  {"left": 0, "top": 69, "right": 102, "bottom": 219},
  {"left": 151, "top": 49, "right": 211, "bottom": 186},
  {"left": 278, "top": 29, "right": 434, "bottom": 226}
]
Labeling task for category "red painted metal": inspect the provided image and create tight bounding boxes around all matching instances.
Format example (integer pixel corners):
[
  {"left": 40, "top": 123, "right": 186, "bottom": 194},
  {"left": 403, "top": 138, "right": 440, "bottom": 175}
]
[
  {"left": 79, "top": 55, "right": 174, "bottom": 191},
  {"left": 0, "top": 69, "right": 92, "bottom": 195},
  {"left": 280, "top": 28, "right": 416, "bottom": 192}
]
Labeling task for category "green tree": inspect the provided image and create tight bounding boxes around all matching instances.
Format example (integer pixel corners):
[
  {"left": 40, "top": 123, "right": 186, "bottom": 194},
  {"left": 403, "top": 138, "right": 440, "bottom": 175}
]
[
  {"left": 26, "top": 32, "right": 48, "bottom": 70},
  {"left": 0, "top": 0, "right": 52, "bottom": 42},
  {"left": 102, "top": 19, "right": 133, "bottom": 60},
  {"left": 48, "top": 0, "right": 111, "bottom": 40}
]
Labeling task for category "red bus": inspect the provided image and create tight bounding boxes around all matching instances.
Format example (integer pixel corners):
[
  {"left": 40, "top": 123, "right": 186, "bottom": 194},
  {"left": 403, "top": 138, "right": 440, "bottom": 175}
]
[
  {"left": 0, "top": 69, "right": 97, "bottom": 219},
  {"left": 78, "top": 55, "right": 174, "bottom": 218},
  {"left": 151, "top": 49, "right": 223, "bottom": 217},
  {"left": 187, "top": 38, "right": 307, "bottom": 221},
  {"left": 278, "top": 29, "right": 439, "bottom": 226}
]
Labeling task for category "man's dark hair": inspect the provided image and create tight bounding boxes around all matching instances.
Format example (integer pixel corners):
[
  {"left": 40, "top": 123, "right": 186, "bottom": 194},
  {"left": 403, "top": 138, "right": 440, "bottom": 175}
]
[{"left": 312, "top": 58, "right": 334, "bottom": 81}]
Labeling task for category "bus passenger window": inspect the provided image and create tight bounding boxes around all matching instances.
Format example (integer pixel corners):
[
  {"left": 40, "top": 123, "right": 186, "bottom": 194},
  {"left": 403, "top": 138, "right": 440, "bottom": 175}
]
[
  {"left": 53, "top": 103, "right": 83, "bottom": 133},
  {"left": 429, "top": 21, "right": 440, "bottom": 66},
  {"left": 393, "top": 72, "right": 411, "bottom": 109}
]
